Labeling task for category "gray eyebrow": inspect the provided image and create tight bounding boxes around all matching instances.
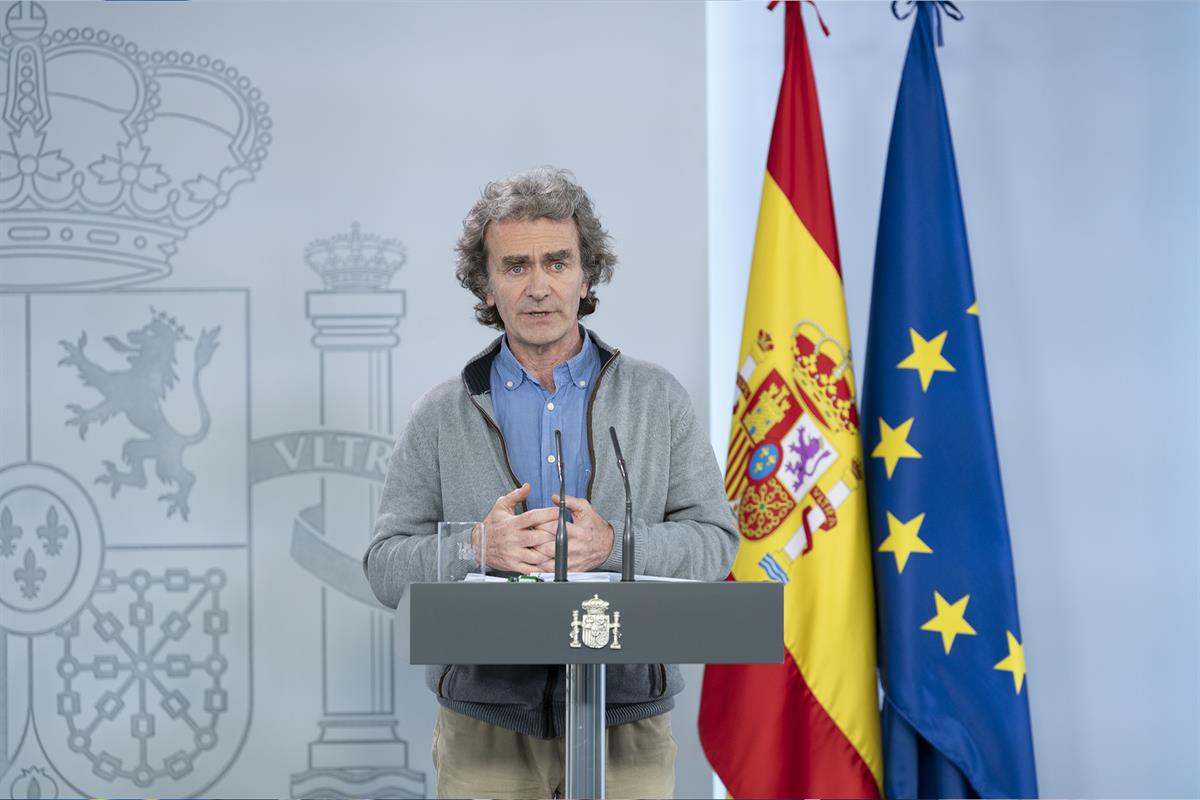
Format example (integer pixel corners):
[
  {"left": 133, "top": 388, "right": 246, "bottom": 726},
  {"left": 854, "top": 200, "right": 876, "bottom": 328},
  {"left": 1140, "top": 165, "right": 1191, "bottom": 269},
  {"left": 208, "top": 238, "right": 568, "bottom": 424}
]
[{"left": 499, "top": 250, "right": 573, "bottom": 268}]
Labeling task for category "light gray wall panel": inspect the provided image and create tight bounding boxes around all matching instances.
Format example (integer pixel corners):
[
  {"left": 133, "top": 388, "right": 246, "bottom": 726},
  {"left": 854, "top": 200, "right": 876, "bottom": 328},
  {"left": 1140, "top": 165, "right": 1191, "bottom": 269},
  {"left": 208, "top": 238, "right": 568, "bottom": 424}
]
[{"left": 0, "top": 2, "right": 710, "bottom": 798}]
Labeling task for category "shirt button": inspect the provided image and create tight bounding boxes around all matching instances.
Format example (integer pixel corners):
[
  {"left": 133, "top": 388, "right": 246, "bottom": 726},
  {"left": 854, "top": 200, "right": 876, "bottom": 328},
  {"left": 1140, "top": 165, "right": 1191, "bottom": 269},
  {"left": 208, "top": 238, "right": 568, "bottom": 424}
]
[
  {"left": 547, "top": 455, "right": 556, "bottom": 464},
  {"left": 505, "top": 380, "right": 514, "bottom": 389},
  {"left": 546, "top": 402, "right": 555, "bottom": 411},
  {"left": 578, "top": 380, "right": 587, "bottom": 387}
]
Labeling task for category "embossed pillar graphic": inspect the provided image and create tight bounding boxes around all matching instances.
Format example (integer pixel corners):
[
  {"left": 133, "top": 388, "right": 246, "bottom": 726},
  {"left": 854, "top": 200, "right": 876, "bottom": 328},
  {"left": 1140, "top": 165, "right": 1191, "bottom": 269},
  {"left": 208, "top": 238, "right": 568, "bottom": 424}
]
[{"left": 290, "top": 224, "right": 422, "bottom": 799}]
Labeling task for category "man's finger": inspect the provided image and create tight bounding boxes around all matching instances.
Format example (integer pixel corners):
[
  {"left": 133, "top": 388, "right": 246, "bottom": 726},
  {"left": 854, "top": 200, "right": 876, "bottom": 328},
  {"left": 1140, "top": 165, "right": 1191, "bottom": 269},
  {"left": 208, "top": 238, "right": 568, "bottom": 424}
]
[
  {"left": 484, "top": 524, "right": 550, "bottom": 554},
  {"left": 494, "top": 483, "right": 531, "bottom": 515},
  {"left": 552, "top": 494, "right": 592, "bottom": 516},
  {"left": 516, "top": 526, "right": 556, "bottom": 548},
  {"left": 496, "top": 544, "right": 543, "bottom": 572},
  {"left": 511, "top": 506, "right": 561, "bottom": 529},
  {"left": 530, "top": 518, "right": 592, "bottom": 541},
  {"left": 511, "top": 544, "right": 547, "bottom": 567}
]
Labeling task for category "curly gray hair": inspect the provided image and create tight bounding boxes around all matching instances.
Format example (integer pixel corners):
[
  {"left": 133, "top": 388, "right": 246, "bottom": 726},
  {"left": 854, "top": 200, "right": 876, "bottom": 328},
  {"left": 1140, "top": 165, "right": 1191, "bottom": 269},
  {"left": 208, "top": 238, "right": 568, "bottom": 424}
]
[{"left": 455, "top": 167, "right": 617, "bottom": 329}]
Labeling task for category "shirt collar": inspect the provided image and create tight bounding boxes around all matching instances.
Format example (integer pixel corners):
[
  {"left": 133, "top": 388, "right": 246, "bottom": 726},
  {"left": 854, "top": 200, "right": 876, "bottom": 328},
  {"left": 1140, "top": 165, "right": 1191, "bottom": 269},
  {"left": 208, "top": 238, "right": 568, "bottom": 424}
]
[
  {"left": 494, "top": 335, "right": 526, "bottom": 390},
  {"left": 563, "top": 328, "right": 599, "bottom": 389},
  {"left": 495, "top": 327, "right": 597, "bottom": 391}
]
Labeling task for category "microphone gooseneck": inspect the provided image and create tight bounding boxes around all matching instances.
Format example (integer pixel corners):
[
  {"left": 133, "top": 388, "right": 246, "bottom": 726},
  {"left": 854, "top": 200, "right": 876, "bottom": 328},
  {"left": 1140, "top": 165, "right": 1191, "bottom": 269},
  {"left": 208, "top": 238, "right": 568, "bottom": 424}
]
[
  {"left": 609, "top": 426, "right": 634, "bottom": 582},
  {"left": 554, "top": 429, "right": 568, "bottom": 582}
]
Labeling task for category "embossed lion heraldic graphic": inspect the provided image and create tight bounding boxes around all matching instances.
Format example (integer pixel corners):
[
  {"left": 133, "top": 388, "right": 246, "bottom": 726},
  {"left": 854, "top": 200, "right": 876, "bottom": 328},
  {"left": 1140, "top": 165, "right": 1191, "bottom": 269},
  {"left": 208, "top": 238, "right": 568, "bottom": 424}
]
[
  {"left": 58, "top": 308, "right": 220, "bottom": 520},
  {"left": 0, "top": 0, "right": 272, "bottom": 291}
]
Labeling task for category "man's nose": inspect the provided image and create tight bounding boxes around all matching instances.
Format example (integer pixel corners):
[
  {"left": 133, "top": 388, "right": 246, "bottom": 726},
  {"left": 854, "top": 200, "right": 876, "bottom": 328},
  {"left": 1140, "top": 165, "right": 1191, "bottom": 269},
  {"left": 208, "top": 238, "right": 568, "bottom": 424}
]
[{"left": 526, "top": 268, "right": 550, "bottom": 299}]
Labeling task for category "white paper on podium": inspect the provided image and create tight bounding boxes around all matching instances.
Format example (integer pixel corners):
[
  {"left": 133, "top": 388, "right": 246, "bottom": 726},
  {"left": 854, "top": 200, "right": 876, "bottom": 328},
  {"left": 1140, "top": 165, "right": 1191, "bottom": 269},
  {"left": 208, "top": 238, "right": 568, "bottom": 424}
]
[
  {"left": 462, "top": 573, "right": 508, "bottom": 583},
  {"left": 630, "top": 574, "right": 699, "bottom": 583},
  {"left": 533, "top": 572, "right": 616, "bottom": 582},
  {"left": 462, "top": 572, "right": 698, "bottom": 583}
]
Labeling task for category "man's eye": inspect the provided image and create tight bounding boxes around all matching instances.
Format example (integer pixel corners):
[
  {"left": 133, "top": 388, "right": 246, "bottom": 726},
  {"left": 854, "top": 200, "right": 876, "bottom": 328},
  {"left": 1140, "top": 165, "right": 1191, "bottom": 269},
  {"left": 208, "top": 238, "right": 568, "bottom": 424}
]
[
  {"left": 551, "top": 262, "right": 566, "bottom": 271},
  {"left": 510, "top": 265, "right": 524, "bottom": 275}
]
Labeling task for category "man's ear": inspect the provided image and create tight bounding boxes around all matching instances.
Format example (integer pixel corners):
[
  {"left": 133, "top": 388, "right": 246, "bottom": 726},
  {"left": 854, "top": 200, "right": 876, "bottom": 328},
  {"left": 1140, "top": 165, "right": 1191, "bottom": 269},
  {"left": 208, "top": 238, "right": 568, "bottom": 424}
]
[{"left": 579, "top": 282, "right": 589, "bottom": 300}]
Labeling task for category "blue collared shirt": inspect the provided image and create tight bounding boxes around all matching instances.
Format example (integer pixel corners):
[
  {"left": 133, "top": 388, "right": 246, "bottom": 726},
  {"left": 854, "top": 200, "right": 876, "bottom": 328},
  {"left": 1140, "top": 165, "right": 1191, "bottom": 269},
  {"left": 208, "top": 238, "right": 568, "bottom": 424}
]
[{"left": 490, "top": 330, "right": 600, "bottom": 512}]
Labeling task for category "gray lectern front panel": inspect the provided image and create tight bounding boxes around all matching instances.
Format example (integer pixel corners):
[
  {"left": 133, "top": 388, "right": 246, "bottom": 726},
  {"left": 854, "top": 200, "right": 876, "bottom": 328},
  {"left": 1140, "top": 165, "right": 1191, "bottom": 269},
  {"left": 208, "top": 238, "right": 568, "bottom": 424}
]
[{"left": 409, "top": 581, "right": 783, "bottom": 665}]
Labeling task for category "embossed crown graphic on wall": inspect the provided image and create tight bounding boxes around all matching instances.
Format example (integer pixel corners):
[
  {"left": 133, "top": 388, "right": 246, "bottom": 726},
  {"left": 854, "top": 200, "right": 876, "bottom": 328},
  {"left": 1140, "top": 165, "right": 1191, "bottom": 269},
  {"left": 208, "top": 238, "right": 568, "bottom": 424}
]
[
  {"left": 0, "top": 1, "right": 272, "bottom": 290},
  {"left": 306, "top": 222, "right": 407, "bottom": 292}
]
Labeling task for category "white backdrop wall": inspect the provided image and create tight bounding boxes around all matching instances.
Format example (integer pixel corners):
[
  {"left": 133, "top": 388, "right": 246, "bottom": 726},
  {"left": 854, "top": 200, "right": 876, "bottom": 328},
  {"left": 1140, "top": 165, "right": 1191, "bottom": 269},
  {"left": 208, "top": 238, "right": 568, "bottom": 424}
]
[
  {"left": 2, "top": 1, "right": 1196, "bottom": 798},
  {"left": 708, "top": 2, "right": 1199, "bottom": 797},
  {"left": 0, "top": 2, "right": 716, "bottom": 798}
]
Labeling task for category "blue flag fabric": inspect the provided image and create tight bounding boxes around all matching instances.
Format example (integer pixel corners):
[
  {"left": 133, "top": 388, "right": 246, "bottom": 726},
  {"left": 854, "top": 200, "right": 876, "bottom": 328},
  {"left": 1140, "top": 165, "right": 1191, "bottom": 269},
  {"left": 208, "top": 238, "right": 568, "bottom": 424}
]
[{"left": 862, "top": 4, "right": 1039, "bottom": 798}]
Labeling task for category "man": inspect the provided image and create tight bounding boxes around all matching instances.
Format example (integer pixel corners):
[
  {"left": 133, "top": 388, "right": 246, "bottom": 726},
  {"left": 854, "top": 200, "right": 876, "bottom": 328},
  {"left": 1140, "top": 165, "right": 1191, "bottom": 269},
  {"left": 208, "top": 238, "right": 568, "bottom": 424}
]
[{"left": 364, "top": 168, "right": 737, "bottom": 799}]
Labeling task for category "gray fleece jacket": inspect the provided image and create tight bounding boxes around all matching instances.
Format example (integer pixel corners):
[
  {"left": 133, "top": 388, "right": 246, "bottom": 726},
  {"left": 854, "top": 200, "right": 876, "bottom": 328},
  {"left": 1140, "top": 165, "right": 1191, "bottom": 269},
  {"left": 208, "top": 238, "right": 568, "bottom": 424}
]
[{"left": 363, "top": 330, "right": 738, "bottom": 738}]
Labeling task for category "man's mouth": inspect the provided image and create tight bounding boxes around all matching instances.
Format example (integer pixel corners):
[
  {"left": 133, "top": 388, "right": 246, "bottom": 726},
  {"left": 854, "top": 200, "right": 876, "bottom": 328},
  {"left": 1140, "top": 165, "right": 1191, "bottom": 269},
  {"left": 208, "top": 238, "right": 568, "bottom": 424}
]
[{"left": 524, "top": 310, "right": 554, "bottom": 319}]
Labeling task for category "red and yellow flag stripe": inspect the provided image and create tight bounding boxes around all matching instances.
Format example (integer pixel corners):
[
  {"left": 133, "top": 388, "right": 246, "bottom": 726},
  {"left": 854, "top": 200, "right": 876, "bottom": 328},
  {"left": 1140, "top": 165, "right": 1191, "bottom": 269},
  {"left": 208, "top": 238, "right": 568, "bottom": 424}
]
[{"left": 699, "top": 4, "right": 882, "bottom": 797}]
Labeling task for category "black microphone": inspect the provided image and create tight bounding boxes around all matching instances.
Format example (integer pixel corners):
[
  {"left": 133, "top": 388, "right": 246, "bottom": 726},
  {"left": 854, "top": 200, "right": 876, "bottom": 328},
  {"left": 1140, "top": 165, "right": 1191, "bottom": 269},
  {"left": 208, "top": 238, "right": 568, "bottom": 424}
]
[
  {"left": 554, "top": 429, "right": 568, "bottom": 582},
  {"left": 609, "top": 426, "right": 634, "bottom": 582}
]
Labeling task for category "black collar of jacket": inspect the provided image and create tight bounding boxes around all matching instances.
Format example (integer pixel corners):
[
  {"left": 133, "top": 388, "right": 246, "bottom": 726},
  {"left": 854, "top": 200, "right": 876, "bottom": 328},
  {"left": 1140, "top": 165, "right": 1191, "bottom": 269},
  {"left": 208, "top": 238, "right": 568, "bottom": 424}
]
[{"left": 461, "top": 326, "right": 618, "bottom": 396}]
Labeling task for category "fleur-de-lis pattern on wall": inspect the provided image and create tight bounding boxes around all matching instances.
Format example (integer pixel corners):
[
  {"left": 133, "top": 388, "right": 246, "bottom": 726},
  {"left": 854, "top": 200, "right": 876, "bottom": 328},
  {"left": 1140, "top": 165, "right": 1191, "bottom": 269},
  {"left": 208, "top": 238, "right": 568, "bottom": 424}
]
[
  {"left": 15, "top": 548, "right": 46, "bottom": 599},
  {"left": 0, "top": 506, "right": 21, "bottom": 557},
  {"left": 37, "top": 506, "right": 68, "bottom": 557}
]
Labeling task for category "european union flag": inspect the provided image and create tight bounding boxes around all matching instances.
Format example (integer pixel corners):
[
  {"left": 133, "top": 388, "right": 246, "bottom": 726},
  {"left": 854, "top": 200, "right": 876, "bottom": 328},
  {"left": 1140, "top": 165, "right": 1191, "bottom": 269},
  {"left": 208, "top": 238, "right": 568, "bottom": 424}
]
[{"left": 861, "top": 4, "right": 1038, "bottom": 798}]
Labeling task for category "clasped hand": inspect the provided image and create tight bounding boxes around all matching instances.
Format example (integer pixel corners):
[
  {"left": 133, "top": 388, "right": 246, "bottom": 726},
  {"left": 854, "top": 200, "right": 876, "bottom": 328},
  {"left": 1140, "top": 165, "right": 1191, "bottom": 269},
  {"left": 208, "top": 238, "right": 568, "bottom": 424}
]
[{"left": 478, "top": 483, "right": 613, "bottom": 574}]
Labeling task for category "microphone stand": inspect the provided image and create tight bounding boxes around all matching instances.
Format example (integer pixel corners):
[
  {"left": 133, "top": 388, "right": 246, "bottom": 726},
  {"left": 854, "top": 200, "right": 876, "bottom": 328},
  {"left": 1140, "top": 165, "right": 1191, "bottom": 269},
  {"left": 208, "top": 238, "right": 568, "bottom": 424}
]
[
  {"left": 561, "top": 431, "right": 599, "bottom": 798},
  {"left": 554, "top": 429, "right": 568, "bottom": 583},
  {"left": 609, "top": 426, "right": 634, "bottom": 582}
]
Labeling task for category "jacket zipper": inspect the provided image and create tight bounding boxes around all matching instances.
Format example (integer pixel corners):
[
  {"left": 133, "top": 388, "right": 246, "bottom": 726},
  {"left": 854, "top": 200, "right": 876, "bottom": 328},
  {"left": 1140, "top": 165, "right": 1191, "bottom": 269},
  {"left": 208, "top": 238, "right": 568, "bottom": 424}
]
[
  {"left": 465, "top": 386, "right": 523, "bottom": 496},
  {"left": 584, "top": 350, "right": 621, "bottom": 500}
]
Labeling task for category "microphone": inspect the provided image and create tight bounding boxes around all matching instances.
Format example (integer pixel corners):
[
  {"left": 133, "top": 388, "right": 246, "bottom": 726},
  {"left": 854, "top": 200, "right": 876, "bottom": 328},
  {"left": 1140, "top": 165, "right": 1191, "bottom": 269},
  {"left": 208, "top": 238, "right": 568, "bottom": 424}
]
[
  {"left": 554, "top": 429, "right": 568, "bottom": 582},
  {"left": 609, "top": 426, "right": 634, "bottom": 582}
]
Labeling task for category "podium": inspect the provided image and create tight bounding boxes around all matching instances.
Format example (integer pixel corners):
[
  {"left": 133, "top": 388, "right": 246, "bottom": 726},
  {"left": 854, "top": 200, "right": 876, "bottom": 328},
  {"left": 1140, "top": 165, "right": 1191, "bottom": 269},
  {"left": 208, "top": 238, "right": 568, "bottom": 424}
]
[{"left": 409, "top": 579, "right": 783, "bottom": 799}]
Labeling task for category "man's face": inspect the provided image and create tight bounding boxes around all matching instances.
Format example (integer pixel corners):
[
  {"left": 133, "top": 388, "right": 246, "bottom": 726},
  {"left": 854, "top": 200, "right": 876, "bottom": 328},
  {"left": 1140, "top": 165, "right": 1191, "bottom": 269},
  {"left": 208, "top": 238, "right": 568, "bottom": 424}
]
[{"left": 484, "top": 217, "right": 589, "bottom": 356}]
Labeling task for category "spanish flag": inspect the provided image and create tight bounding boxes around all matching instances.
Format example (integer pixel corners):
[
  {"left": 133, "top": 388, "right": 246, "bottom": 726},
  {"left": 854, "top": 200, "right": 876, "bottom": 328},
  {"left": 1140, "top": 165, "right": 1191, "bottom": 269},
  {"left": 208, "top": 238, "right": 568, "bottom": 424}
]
[{"left": 698, "top": 3, "right": 882, "bottom": 797}]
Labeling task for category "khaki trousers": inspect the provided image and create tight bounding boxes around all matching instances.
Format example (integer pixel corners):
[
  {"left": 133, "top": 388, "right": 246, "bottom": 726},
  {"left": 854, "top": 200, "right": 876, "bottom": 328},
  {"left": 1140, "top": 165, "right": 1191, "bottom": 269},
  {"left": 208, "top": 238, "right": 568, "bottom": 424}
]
[{"left": 432, "top": 707, "right": 676, "bottom": 799}]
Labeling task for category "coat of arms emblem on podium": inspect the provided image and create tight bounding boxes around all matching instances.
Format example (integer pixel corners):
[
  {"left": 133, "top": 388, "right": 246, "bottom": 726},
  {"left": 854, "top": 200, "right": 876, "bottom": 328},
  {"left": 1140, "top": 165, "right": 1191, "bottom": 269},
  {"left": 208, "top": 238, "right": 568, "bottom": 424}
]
[{"left": 570, "top": 595, "right": 623, "bottom": 650}]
